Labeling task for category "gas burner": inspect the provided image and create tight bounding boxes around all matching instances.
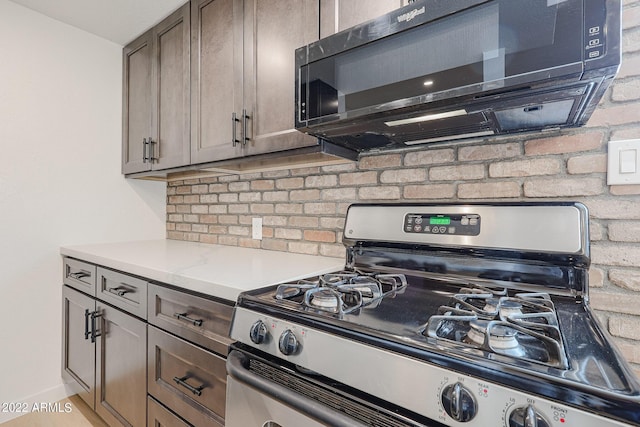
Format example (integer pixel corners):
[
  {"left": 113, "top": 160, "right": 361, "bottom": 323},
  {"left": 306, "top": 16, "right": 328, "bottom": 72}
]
[
  {"left": 274, "top": 271, "right": 407, "bottom": 316},
  {"left": 423, "top": 284, "right": 569, "bottom": 369}
]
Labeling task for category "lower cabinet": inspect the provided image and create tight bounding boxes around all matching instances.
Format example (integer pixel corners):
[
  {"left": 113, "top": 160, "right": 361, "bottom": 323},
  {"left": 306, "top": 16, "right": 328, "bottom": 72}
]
[
  {"left": 148, "top": 396, "right": 191, "bottom": 427},
  {"left": 63, "top": 257, "right": 233, "bottom": 427},
  {"left": 147, "top": 326, "right": 226, "bottom": 427},
  {"left": 62, "top": 285, "right": 147, "bottom": 426},
  {"left": 96, "top": 304, "right": 147, "bottom": 426}
]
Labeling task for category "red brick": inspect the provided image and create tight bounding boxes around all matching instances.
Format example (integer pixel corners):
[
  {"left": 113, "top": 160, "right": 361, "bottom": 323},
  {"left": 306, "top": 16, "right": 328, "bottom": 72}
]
[
  {"left": 429, "top": 164, "right": 485, "bottom": 181},
  {"left": 588, "top": 104, "right": 640, "bottom": 127},
  {"left": 380, "top": 169, "right": 427, "bottom": 183},
  {"left": 592, "top": 243, "right": 640, "bottom": 267},
  {"left": 303, "top": 230, "right": 336, "bottom": 243},
  {"left": 459, "top": 143, "right": 520, "bottom": 161},
  {"left": 403, "top": 184, "right": 456, "bottom": 199},
  {"left": 591, "top": 290, "right": 640, "bottom": 315},
  {"left": 458, "top": 182, "right": 521, "bottom": 199},
  {"left": 489, "top": 158, "right": 561, "bottom": 177},
  {"left": 524, "top": 131, "right": 604, "bottom": 155},
  {"left": 523, "top": 177, "right": 604, "bottom": 197},
  {"left": 567, "top": 154, "right": 607, "bottom": 174},
  {"left": 404, "top": 149, "right": 455, "bottom": 166},
  {"left": 609, "top": 269, "right": 640, "bottom": 291},
  {"left": 358, "top": 186, "right": 401, "bottom": 200},
  {"left": 359, "top": 153, "right": 402, "bottom": 169}
]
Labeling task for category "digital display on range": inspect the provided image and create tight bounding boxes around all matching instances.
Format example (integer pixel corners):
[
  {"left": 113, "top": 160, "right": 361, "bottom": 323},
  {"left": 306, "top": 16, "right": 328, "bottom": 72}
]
[
  {"left": 429, "top": 216, "right": 451, "bottom": 225},
  {"left": 404, "top": 213, "right": 480, "bottom": 236}
]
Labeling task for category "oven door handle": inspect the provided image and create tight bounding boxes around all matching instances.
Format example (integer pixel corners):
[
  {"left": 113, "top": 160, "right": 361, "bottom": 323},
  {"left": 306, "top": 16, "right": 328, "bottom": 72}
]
[{"left": 227, "top": 350, "right": 368, "bottom": 427}]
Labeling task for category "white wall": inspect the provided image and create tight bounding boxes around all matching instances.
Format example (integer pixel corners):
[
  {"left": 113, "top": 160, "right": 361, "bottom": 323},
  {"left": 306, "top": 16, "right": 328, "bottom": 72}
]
[{"left": 0, "top": 1, "right": 166, "bottom": 421}]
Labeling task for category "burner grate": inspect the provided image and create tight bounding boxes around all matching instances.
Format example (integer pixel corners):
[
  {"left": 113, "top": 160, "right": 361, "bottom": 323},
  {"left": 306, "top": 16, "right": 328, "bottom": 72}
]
[
  {"left": 275, "top": 271, "right": 407, "bottom": 316},
  {"left": 423, "top": 285, "right": 569, "bottom": 369}
]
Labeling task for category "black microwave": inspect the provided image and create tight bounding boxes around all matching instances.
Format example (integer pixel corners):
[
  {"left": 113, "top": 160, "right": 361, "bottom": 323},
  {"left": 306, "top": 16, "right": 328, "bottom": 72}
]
[{"left": 295, "top": 0, "right": 621, "bottom": 152}]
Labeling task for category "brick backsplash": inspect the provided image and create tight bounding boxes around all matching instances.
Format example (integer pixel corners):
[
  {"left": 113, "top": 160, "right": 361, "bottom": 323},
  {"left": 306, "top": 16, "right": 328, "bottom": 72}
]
[{"left": 168, "top": 5, "right": 640, "bottom": 372}]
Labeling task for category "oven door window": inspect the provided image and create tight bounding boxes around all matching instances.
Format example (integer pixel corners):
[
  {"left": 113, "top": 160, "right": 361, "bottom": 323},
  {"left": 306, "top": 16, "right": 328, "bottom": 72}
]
[{"left": 302, "top": 0, "right": 584, "bottom": 121}]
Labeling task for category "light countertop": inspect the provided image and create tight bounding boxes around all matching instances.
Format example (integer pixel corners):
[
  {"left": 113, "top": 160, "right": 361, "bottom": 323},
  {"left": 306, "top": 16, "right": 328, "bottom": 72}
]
[{"left": 60, "top": 239, "right": 345, "bottom": 302}]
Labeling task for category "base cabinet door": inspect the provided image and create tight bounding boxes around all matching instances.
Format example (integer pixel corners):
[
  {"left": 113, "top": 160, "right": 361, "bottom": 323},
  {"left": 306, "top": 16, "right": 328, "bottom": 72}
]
[
  {"left": 148, "top": 396, "right": 191, "bottom": 427},
  {"left": 148, "top": 326, "right": 225, "bottom": 427},
  {"left": 62, "top": 286, "right": 96, "bottom": 409},
  {"left": 95, "top": 304, "right": 147, "bottom": 427}
]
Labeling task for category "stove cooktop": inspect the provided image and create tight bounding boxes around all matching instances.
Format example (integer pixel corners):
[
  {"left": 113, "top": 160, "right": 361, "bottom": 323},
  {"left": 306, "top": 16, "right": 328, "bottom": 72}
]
[{"left": 238, "top": 268, "right": 635, "bottom": 395}]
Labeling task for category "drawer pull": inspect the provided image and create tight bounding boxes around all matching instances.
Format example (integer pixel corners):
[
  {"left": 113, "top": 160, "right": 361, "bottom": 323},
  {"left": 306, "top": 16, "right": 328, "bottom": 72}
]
[
  {"left": 174, "top": 312, "right": 203, "bottom": 327},
  {"left": 173, "top": 375, "right": 205, "bottom": 396},
  {"left": 107, "top": 286, "right": 133, "bottom": 297},
  {"left": 69, "top": 270, "right": 91, "bottom": 280}
]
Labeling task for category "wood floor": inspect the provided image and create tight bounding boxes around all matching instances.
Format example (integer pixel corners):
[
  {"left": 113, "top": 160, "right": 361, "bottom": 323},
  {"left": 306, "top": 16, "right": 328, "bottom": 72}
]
[{"left": 0, "top": 396, "right": 107, "bottom": 427}]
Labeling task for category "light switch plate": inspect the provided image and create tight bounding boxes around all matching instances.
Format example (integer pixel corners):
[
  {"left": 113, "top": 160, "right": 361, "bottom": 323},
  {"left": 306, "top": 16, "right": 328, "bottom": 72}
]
[
  {"left": 252, "top": 217, "right": 263, "bottom": 240},
  {"left": 608, "top": 139, "right": 640, "bottom": 185}
]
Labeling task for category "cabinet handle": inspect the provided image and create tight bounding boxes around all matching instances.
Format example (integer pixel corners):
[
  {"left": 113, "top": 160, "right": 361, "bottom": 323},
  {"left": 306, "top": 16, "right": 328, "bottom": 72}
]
[
  {"left": 242, "top": 109, "right": 250, "bottom": 146},
  {"left": 147, "top": 136, "right": 157, "bottom": 162},
  {"left": 232, "top": 112, "right": 240, "bottom": 147},
  {"left": 84, "top": 309, "right": 91, "bottom": 340},
  {"left": 107, "top": 286, "right": 133, "bottom": 297},
  {"left": 173, "top": 375, "right": 205, "bottom": 396},
  {"left": 174, "top": 312, "right": 203, "bottom": 327},
  {"left": 142, "top": 137, "right": 149, "bottom": 163},
  {"left": 90, "top": 311, "right": 102, "bottom": 343},
  {"left": 69, "top": 270, "right": 91, "bottom": 280}
]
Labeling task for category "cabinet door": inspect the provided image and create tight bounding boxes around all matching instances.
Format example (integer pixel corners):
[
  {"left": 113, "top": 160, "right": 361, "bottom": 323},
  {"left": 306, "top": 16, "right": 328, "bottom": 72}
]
[
  {"left": 243, "top": 0, "right": 319, "bottom": 156},
  {"left": 95, "top": 304, "right": 147, "bottom": 427},
  {"left": 122, "top": 29, "right": 153, "bottom": 174},
  {"left": 320, "top": 0, "right": 407, "bottom": 38},
  {"left": 152, "top": 3, "right": 191, "bottom": 170},
  {"left": 62, "top": 286, "right": 96, "bottom": 410},
  {"left": 191, "top": 0, "right": 244, "bottom": 164}
]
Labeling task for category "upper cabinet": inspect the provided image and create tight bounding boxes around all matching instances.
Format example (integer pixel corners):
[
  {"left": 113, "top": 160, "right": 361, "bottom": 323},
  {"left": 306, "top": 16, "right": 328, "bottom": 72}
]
[
  {"left": 190, "top": 0, "right": 319, "bottom": 165},
  {"left": 123, "top": 4, "right": 191, "bottom": 174},
  {"left": 320, "top": 0, "right": 408, "bottom": 38}
]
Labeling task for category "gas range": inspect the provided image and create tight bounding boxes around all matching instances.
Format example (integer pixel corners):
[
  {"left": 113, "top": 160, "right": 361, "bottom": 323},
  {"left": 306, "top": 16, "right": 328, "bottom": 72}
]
[{"left": 227, "top": 203, "right": 640, "bottom": 427}]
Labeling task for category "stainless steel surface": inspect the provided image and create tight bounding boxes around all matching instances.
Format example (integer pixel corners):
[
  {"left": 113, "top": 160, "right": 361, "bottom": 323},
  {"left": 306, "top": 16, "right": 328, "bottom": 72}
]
[
  {"left": 230, "top": 306, "right": 631, "bottom": 427},
  {"left": 147, "top": 283, "right": 233, "bottom": 356},
  {"left": 147, "top": 325, "right": 226, "bottom": 427},
  {"left": 229, "top": 202, "right": 639, "bottom": 426},
  {"left": 97, "top": 267, "right": 148, "bottom": 319},
  {"left": 225, "top": 376, "right": 327, "bottom": 427},
  {"left": 343, "top": 203, "right": 587, "bottom": 254}
]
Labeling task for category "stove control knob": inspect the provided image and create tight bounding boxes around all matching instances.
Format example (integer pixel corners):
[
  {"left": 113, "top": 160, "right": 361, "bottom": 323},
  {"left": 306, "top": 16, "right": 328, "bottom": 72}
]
[
  {"left": 278, "top": 329, "right": 299, "bottom": 355},
  {"left": 249, "top": 320, "right": 268, "bottom": 344},
  {"left": 441, "top": 382, "right": 477, "bottom": 422},
  {"left": 508, "top": 405, "right": 550, "bottom": 427}
]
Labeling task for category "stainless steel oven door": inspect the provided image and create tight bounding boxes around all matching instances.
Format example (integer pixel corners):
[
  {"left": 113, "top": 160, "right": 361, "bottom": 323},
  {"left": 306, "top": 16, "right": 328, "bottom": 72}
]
[
  {"left": 225, "top": 350, "right": 366, "bottom": 427},
  {"left": 226, "top": 376, "right": 327, "bottom": 427}
]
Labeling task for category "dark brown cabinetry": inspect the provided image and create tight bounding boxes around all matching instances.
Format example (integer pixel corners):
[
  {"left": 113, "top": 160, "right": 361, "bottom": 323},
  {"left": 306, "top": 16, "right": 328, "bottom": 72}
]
[
  {"left": 190, "top": 0, "right": 320, "bottom": 165},
  {"left": 62, "top": 258, "right": 148, "bottom": 427},
  {"left": 122, "top": 3, "right": 190, "bottom": 174}
]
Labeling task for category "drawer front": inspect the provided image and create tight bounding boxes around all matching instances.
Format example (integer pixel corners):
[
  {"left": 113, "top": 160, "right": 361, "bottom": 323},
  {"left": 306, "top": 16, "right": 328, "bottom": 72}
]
[
  {"left": 96, "top": 267, "right": 148, "bottom": 319},
  {"left": 148, "top": 396, "right": 196, "bottom": 427},
  {"left": 148, "top": 283, "right": 233, "bottom": 355},
  {"left": 148, "top": 326, "right": 226, "bottom": 427},
  {"left": 63, "top": 257, "right": 97, "bottom": 296}
]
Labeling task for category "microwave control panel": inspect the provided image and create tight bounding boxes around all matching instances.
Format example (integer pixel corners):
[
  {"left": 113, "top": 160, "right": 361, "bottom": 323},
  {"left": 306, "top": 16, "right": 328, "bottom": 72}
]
[{"left": 404, "top": 214, "right": 481, "bottom": 236}]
